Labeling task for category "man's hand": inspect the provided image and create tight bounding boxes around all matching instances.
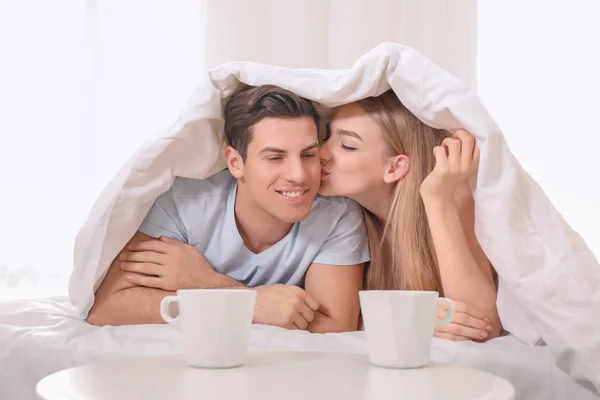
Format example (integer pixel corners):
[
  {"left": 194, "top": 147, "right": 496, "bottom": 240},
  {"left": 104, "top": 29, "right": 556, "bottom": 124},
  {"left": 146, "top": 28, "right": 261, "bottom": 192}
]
[
  {"left": 434, "top": 300, "right": 493, "bottom": 341},
  {"left": 253, "top": 284, "right": 320, "bottom": 330},
  {"left": 119, "top": 236, "right": 217, "bottom": 291}
]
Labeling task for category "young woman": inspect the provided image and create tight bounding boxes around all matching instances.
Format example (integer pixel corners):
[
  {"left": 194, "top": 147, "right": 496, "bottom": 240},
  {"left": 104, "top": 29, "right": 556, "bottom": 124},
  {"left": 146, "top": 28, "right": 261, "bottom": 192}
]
[{"left": 319, "top": 89, "right": 501, "bottom": 341}]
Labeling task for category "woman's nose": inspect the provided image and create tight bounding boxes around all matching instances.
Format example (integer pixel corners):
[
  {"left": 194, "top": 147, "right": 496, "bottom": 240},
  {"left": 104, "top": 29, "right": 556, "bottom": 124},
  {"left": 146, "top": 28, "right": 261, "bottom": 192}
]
[{"left": 320, "top": 142, "right": 331, "bottom": 163}]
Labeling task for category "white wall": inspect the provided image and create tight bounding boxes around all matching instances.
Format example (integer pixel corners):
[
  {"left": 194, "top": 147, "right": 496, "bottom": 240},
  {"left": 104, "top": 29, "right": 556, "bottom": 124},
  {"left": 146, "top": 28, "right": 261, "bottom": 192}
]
[
  {"left": 0, "top": 0, "right": 203, "bottom": 300},
  {"left": 477, "top": 1, "right": 600, "bottom": 257}
]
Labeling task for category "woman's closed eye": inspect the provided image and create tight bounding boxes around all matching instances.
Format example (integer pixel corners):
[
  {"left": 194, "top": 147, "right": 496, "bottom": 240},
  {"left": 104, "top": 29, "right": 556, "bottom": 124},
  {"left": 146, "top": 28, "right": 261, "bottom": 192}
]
[{"left": 341, "top": 143, "right": 357, "bottom": 151}]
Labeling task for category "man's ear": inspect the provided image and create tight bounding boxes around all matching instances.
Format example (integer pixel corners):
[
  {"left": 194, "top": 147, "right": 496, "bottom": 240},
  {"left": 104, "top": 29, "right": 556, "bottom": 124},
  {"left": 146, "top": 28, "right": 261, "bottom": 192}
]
[
  {"left": 225, "top": 146, "right": 244, "bottom": 179},
  {"left": 383, "top": 154, "right": 409, "bottom": 184}
]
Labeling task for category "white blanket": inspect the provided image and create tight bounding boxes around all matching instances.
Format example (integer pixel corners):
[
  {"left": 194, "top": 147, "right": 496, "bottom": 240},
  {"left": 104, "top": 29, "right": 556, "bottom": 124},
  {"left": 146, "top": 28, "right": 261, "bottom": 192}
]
[
  {"left": 66, "top": 42, "right": 600, "bottom": 390},
  {"left": 0, "top": 298, "right": 597, "bottom": 400}
]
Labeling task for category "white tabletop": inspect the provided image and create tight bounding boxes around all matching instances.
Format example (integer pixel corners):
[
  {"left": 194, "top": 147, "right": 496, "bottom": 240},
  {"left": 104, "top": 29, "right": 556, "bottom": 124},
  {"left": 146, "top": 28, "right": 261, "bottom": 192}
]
[{"left": 37, "top": 351, "right": 515, "bottom": 400}]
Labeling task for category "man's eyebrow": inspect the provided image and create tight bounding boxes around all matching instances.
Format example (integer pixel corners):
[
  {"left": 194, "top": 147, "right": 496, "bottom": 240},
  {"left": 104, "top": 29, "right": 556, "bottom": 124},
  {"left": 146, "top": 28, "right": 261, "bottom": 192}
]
[
  {"left": 337, "top": 129, "right": 363, "bottom": 142},
  {"left": 259, "top": 142, "right": 319, "bottom": 154},
  {"left": 259, "top": 147, "right": 286, "bottom": 154},
  {"left": 301, "top": 142, "right": 319, "bottom": 152}
]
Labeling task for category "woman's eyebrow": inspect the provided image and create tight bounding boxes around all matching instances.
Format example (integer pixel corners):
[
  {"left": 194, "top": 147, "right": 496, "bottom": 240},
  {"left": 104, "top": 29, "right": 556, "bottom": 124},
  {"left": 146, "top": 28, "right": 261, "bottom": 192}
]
[{"left": 337, "top": 129, "right": 363, "bottom": 142}]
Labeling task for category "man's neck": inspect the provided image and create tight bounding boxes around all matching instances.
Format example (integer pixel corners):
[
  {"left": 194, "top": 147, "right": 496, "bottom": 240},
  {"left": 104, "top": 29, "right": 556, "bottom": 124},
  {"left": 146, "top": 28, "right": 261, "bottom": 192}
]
[{"left": 234, "top": 185, "right": 293, "bottom": 254}]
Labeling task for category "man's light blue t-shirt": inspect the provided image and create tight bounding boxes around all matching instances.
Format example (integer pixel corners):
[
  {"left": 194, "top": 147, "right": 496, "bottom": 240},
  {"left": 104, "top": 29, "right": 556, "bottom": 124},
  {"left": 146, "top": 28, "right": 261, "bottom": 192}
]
[{"left": 138, "top": 170, "right": 370, "bottom": 287}]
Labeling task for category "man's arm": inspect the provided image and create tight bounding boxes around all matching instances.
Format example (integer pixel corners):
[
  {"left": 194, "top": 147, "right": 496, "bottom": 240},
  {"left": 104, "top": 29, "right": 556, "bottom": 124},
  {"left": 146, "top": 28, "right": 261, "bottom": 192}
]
[
  {"left": 88, "top": 232, "right": 323, "bottom": 328},
  {"left": 87, "top": 231, "right": 244, "bottom": 326},
  {"left": 303, "top": 262, "right": 365, "bottom": 333}
]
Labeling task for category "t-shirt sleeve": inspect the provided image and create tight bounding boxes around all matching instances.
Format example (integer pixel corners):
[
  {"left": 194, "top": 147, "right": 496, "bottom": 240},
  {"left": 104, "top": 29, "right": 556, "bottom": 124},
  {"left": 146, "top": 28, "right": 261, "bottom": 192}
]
[
  {"left": 312, "top": 200, "right": 371, "bottom": 266},
  {"left": 138, "top": 189, "right": 188, "bottom": 243}
]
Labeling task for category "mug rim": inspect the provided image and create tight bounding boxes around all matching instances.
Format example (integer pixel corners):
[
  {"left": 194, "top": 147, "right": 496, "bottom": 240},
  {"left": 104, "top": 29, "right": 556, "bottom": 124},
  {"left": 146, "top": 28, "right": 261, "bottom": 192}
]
[
  {"left": 176, "top": 288, "right": 256, "bottom": 295},
  {"left": 359, "top": 290, "right": 439, "bottom": 296}
]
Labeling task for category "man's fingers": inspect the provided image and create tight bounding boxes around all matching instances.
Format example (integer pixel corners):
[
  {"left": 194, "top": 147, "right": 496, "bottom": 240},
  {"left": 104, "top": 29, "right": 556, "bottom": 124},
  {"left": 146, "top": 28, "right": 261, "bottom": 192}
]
[
  {"left": 120, "top": 262, "right": 162, "bottom": 276},
  {"left": 302, "top": 293, "right": 320, "bottom": 311},
  {"left": 292, "top": 314, "right": 309, "bottom": 330},
  {"left": 298, "top": 303, "right": 315, "bottom": 324},
  {"left": 434, "top": 331, "right": 470, "bottom": 341},
  {"left": 128, "top": 239, "right": 172, "bottom": 254},
  {"left": 436, "top": 322, "right": 489, "bottom": 340},
  {"left": 126, "top": 273, "right": 163, "bottom": 289},
  {"left": 159, "top": 236, "right": 182, "bottom": 245},
  {"left": 120, "top": 251, "right": 165, "bottom": 265}
]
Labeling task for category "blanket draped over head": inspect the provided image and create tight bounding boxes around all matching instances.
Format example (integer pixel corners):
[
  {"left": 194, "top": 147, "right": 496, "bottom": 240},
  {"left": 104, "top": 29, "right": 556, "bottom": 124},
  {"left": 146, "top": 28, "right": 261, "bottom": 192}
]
[{"left": 68, "top": 42, "right": 600, "bottom": 391}]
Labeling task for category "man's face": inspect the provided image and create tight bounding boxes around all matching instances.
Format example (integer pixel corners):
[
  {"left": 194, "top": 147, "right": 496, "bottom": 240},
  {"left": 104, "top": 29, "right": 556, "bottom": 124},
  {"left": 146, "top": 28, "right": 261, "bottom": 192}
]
[{"left": 237, "top": 116, "right": 321, "bottom": 224}]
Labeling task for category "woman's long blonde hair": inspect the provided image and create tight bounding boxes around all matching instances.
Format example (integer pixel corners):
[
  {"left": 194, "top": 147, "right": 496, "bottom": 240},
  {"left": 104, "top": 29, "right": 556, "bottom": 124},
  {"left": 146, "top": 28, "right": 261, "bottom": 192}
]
[{"left": 357, "top": 90, "right": 451, "bottom": 294}]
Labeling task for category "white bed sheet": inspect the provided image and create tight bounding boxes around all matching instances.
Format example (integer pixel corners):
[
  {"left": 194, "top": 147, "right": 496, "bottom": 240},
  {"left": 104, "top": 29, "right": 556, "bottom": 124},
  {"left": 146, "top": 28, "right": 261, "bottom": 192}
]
[{"left": 0, "top": 298, "right": 597, "bottom": 400}]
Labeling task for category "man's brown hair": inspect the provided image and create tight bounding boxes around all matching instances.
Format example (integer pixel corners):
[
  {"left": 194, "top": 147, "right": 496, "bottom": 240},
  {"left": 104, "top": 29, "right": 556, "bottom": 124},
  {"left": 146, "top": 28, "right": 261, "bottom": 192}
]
[{"left": 223, "top": 84, "right": 320, "bottom": 160}]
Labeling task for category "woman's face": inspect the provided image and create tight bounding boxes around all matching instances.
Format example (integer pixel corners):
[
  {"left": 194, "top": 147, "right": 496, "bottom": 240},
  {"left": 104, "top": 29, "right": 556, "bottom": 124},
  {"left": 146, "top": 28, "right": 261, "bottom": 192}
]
[{"left": 319, "top": 103, "right": 391, "bottom": 199}]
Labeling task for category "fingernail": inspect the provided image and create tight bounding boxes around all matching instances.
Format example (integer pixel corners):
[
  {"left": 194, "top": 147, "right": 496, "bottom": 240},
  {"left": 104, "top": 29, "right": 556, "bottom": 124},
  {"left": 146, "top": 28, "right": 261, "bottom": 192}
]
[
  {"left": 484, "top": 318, "right": 491, "bottom": 323},
  {"left": 486, "top": 325, "right": 493, "bottom": 331},
  {"left": 480, "top": 331, "right": 488, "bottom": 338}
]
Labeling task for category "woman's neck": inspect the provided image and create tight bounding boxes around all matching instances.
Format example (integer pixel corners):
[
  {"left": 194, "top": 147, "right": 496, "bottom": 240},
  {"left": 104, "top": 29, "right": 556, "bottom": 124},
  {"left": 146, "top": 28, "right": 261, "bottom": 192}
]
[{"left": 353, "top": 186, "right": 393, "bottom": 223}]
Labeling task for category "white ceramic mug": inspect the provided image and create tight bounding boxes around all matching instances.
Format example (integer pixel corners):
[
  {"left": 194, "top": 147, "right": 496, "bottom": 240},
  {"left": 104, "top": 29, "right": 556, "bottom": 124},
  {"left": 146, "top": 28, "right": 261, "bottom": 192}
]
[
  {"left": 160, "top": 288, "right": 257, "bottom": 368},
  {"left": 359, "top": 290, "right": 455, "bottom": 368}
]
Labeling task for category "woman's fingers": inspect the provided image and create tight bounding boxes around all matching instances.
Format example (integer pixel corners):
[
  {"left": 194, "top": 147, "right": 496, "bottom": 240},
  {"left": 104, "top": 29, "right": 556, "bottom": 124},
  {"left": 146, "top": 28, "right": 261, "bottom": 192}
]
[
  {"left": 433, "top": 145, "right": 449, "bottom": 171},
  {"left": 435, "top": 322, "right": 489, "bottom": 340},
  {"left": 453, "top": 129, "right": 479, "bottom": 173},
  {"left": 441, "top": 137, "right": 462, "bottom": 172},
  {"left": 434, "top": 330, "right": 471, "bottom": 341},
  {"left": 452, "top": 312, "right": 491, "bottom": 331},
  {"left": 473, "top": 145, "right": 480, "bottom": 168},
  {"left": 440, "top": 300, "right": 489, "bottom": 322}
]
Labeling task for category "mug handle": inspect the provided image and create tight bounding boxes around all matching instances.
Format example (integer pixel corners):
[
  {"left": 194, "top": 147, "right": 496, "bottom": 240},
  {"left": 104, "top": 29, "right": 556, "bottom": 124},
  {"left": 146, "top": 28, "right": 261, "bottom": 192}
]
[
  {"left": 436, "top": 297, "right": 455, "bottom": 325},
  {"left": 160, "top": 295, "right": 180, "bottom": 323}
]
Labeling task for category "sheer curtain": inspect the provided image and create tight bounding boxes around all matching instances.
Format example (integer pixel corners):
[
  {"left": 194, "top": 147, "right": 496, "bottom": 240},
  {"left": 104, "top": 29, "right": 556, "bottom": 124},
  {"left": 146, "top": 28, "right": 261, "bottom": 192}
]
[
  {"left": 201, "top": 0, "right": 477, "bottom": 86},
  {"left": 477, "top": 0, "right": 600, "bottom": 258},
  {"left": 0, "top": 0, "right": 477, "bottom": 301}
]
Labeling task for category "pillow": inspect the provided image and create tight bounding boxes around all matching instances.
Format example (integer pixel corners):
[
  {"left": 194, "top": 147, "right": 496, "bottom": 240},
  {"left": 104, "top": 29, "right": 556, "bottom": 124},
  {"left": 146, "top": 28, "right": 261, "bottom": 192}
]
[{"left": 69, "top": 42, "right": 600, "bottom": 392}]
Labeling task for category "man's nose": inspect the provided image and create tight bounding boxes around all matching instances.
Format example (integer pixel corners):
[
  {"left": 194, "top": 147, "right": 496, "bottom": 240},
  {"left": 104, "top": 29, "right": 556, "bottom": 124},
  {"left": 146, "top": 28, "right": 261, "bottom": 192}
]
[{"left": 285, "top": 158, "right": 308, "bottom": 184}]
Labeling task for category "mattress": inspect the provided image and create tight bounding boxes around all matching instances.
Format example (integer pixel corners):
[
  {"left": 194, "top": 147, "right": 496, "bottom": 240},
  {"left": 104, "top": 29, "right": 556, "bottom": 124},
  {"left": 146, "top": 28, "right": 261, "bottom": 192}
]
[{"left": 0, "top": 298, "right": 597, "bottom": 400}]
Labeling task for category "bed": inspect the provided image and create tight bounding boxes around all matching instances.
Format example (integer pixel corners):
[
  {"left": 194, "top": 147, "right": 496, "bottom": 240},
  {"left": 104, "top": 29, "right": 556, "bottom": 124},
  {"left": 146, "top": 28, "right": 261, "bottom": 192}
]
[{"left": 0, "top": 297, "right": 597, "bottom": 400}]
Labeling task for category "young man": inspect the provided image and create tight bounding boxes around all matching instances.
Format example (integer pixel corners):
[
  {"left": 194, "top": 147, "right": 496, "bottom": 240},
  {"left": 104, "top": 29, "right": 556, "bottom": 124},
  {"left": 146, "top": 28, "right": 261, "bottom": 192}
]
[{"left": 88, "top": 85, "right": 370, "bottom": 333}]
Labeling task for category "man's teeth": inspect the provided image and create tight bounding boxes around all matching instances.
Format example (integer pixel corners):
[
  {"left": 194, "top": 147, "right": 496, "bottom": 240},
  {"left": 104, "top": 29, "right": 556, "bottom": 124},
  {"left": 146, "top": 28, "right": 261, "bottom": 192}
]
[{"left": 282, "top": 191, "right": 303, "bottom": 198}]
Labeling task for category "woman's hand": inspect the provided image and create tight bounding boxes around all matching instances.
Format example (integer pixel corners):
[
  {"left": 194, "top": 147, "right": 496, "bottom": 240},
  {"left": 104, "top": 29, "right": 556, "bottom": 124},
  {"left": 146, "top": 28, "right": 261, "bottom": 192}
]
[
  {"left": 434, "top": 300, "right": 494, "bottom": 341},
  {"left": 420, "top": 129, "right": 480, "bottom": 202}
]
